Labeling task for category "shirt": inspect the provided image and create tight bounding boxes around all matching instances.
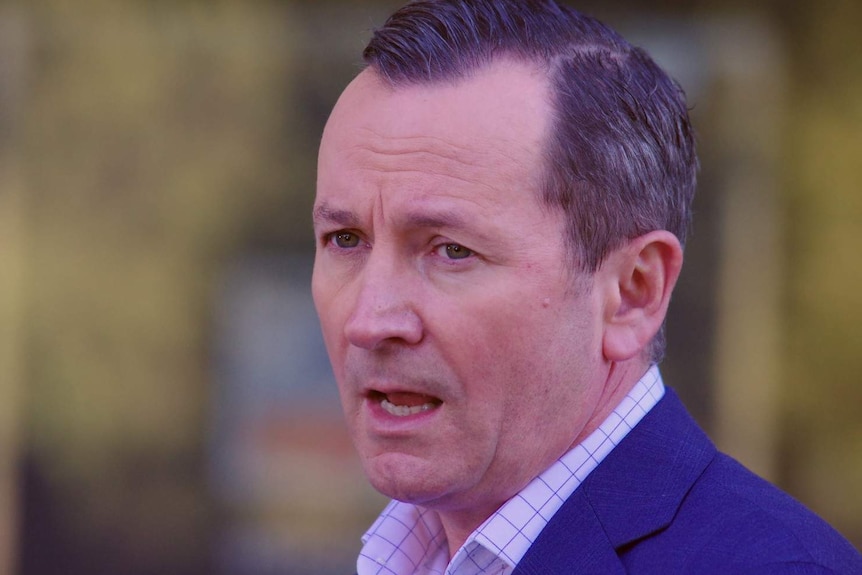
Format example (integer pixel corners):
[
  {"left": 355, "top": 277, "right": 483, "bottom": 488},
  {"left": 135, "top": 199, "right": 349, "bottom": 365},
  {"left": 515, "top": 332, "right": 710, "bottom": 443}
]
[{"left": 358, "top": 365, "right": 666, "bottom": 575}]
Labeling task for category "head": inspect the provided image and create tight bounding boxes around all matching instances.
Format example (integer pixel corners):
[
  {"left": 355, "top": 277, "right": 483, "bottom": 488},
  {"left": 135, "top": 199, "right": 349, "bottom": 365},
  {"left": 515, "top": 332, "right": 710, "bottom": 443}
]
[
  {"left": 364, "top": 0, "right": 697, "bottom": 362},
  {"left": 312, "top": 0, "right": 695, "bottom": 547}
]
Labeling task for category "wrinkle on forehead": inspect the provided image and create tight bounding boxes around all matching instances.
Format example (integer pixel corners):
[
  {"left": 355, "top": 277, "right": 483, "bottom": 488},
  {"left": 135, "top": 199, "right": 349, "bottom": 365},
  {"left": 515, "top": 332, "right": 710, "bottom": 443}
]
[
  {"left": 357, "top": 129, "right": 522, "bottom": 167},
  {"left": 336, "top": 135, "right": 537, "bottom": 199}
]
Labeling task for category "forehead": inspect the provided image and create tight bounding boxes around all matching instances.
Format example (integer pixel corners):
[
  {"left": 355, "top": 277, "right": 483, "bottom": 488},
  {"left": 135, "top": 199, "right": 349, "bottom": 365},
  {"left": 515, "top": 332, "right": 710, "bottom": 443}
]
[
  {"left": 327, "top": 60, "right": 549, "bottom": 138},
  {"left": 317, "top": 62, "right": 552, "bottom": 207}
]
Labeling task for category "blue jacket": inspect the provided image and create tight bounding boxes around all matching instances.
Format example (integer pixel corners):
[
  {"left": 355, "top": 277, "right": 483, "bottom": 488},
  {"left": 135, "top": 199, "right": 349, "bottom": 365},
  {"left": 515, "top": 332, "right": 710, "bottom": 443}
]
[{"left": 513, "top": 389, "right": 862, "bottom": 574}]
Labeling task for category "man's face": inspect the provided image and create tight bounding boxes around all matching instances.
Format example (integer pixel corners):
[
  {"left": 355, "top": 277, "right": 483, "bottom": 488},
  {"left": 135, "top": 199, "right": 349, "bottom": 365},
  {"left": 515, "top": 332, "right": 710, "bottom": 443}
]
[{"left": 312, "top": 62, "right": 610, "bottom": 519}]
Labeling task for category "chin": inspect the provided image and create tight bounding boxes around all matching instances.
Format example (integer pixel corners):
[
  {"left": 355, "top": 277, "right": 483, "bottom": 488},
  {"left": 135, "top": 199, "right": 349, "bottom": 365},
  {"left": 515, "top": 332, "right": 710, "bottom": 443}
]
[{"left": 363, "top": 452, "right": 455, "bottom": 506}]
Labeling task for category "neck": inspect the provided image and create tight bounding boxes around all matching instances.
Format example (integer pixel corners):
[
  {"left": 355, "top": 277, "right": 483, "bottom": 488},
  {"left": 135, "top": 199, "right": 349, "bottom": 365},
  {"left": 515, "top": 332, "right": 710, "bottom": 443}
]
[
  {"left": 568, "top": 359, "right": 651, "bottom": 450},
  {"left": 437, "top": 358, "right": 652, "bottom": 559},
  {"left": 439, "top": 508, "right": 496, "bottom": 559}
]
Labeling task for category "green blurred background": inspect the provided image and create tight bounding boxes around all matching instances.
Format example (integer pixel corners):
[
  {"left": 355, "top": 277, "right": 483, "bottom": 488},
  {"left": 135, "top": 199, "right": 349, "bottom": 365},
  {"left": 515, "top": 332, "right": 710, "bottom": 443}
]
[{"left": 0, "top": 0, "right": 860, "bottom": 573}]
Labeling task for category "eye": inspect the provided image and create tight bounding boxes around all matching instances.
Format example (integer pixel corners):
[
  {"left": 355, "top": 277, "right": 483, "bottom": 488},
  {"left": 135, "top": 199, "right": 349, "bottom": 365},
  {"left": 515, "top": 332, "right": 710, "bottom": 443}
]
[
  {"left": 441, "top": 243, "right": 473, "bottom": 260},
  {"left": 330, "top": 231, "right": 361, "bottom": 248}
]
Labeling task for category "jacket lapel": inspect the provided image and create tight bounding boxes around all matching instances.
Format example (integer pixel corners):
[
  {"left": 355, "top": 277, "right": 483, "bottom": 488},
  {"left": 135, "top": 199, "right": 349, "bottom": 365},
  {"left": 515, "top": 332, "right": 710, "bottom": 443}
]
[
  {"left": 513, "top": 487, "right": 626, "bottom": 574},
  {"left": 513, "top": 389, "right": 716, "bottom": 573}
]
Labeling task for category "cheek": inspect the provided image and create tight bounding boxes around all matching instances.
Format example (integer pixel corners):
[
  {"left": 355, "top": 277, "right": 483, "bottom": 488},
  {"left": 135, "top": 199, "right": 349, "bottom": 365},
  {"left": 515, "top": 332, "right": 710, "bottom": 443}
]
[
  {"left": 312, "top": 272, "right": 350, "bottom": 347},
  {"left": 313, "top": 305, "right": 355, "bottom": 401},
  {"left": 435, "top": 295, "right": 557, "bottom": 401},
  {"left": 444, "top": 292, "right": 597, "bottom": 421}
]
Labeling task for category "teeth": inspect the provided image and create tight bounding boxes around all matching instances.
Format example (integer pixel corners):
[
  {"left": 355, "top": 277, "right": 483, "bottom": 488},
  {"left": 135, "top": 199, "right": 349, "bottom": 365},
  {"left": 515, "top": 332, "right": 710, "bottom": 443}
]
[{"left": 380, "top": 398, "right": 437, "bottom": 417}]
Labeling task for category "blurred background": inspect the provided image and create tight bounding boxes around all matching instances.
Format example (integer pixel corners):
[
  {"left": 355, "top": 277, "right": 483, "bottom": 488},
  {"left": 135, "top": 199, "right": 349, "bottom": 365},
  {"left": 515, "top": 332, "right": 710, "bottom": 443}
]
[{"left": 0, "top": 0, "right": 860, "bottom": 573}]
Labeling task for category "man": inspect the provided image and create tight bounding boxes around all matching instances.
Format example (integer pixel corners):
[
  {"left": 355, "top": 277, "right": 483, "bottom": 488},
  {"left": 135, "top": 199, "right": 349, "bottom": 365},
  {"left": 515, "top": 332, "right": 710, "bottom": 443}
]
[{"left": 311, "top": 1, "right": 862, "bottom": 573}]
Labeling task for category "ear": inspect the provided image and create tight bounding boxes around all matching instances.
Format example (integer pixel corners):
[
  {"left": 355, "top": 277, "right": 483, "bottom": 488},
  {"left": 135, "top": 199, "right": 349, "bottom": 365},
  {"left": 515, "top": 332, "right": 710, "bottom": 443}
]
[{"left": 600, "top": 230, "right": 683, "bottom": 362}]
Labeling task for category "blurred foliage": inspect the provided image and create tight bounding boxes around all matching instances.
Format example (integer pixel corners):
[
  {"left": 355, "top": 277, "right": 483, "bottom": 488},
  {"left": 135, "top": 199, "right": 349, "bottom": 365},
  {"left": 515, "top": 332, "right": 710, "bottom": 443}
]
[{"left": 0, "top": 0, "right": 860, "bottom": 573}]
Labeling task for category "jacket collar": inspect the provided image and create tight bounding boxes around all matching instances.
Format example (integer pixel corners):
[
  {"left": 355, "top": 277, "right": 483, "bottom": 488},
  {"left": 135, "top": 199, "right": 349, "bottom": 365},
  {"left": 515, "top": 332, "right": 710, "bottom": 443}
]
[{"left": 514, "top": 388, "right": 716, "bottom": 574}]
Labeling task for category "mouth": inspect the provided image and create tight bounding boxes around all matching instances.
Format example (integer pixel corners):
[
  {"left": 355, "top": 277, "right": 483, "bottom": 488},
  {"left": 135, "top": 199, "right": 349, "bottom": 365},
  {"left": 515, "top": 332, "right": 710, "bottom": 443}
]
[{"left": 368, "top": 390, "right": 443, "bottom": 417}]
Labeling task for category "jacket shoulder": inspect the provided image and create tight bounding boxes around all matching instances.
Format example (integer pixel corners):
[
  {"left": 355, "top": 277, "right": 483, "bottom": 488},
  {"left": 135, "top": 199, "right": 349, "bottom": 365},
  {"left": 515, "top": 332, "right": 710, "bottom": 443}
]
[{"left": 622, "top": 449, "right": 862, "bottom": 573}]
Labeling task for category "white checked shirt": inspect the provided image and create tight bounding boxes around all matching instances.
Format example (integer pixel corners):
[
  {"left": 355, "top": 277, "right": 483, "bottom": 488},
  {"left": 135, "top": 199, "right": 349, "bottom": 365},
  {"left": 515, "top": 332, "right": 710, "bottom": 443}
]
[{"left": 357, "top": 366, "right": 666, "bottom": 575}]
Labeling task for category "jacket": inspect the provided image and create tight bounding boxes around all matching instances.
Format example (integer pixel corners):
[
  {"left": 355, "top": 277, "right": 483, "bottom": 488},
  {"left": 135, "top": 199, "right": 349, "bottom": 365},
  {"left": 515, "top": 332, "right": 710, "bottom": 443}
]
[{"left": 513, "top": 389, "right": 862, "bottom": 574}]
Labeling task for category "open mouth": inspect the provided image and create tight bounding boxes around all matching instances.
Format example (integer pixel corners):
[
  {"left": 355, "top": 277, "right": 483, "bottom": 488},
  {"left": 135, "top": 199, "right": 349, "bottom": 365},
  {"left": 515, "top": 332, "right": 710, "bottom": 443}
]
[{"left": 369, "top": 391, "right": 443, "bottom": 417}]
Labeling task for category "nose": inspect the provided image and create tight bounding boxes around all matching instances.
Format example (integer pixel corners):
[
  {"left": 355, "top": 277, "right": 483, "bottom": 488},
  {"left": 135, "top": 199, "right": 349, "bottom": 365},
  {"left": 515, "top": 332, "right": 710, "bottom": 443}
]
[{"left": 343, "top": 257, "right": 423, "bottom": 350}]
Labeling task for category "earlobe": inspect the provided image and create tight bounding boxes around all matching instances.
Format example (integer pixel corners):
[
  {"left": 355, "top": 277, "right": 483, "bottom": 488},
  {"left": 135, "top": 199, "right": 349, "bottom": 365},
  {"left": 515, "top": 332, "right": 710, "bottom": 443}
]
[{"left": 602, "top": 231, "right": 683, "bottom": 362}]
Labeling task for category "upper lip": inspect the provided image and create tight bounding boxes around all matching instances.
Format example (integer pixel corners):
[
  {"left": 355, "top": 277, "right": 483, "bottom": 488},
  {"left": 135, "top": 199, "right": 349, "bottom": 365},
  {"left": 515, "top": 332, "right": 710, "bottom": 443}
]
[{"left": 359, "top": 379, "right": 444, "bottom": 402}]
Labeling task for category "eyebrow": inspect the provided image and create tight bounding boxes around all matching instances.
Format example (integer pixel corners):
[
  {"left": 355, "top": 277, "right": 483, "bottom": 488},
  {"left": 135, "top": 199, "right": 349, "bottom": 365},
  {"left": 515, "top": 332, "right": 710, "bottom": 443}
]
[
  {"left": 312, "top": 203, "right": 359, "bottom": 228},
  {"left": 403, "top": 209, "right": 469, "bottom": 231},
  {"left": 313, "top": 202, "right": 471, "bottom": 231}
]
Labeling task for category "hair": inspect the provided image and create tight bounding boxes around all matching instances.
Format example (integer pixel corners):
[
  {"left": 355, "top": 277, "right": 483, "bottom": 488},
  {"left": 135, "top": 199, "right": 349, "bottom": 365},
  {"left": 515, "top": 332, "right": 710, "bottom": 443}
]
[{"left": 362, "top": 0, "right": 698, "bottom": 362}]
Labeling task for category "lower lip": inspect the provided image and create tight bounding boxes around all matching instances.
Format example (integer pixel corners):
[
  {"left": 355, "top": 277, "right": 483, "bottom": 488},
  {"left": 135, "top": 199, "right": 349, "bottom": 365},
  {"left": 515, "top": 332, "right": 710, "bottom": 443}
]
[{"left": 364, "top": 397, "right": 442, "bottom": 432}]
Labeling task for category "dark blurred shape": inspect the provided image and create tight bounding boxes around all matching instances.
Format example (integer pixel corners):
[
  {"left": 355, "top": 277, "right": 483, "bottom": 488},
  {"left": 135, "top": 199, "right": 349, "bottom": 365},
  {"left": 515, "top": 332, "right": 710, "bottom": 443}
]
[{"left": 20, "top": 455, "right": 212, "bottom": 575}]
